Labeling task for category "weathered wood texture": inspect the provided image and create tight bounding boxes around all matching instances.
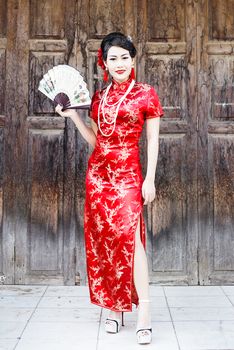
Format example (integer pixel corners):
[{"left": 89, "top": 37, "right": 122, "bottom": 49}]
[
  {"left": 0, "top": 0, "right": 6, "bottom": 277},
  {"left": 1, "top": 0, "right": 78, "bottom": 285},
  {"left": 137, "top": 0, "right": 199, "bottom": 285},
  {"left": 198, "top": 0, "right": 234, "bottom": 284},
  {"left": 0, "top": 0, "right": 233, "bottom": 285}
]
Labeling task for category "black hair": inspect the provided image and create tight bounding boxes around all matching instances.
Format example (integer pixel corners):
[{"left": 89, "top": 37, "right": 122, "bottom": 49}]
[{"left": 100, "top": 32, "right": 137, "bottom": 61}]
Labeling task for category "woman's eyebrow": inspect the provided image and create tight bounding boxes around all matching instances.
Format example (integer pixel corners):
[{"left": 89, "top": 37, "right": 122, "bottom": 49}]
[{"left": 108, "top": 54, "right": 129, "bottom": 58}]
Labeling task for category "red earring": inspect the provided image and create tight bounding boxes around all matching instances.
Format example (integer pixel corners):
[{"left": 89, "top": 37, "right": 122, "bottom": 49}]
[
  {"left": 103, "top": 68, "right": 109, "bottom": 82},
  {"left": 130, "top": 67, "right": 135, "bottom": 80}
]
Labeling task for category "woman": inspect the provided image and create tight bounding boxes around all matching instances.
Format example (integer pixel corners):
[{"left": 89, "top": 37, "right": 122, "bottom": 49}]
[{"left": 56, "top": 32, "right": 164, "bottom": 345}]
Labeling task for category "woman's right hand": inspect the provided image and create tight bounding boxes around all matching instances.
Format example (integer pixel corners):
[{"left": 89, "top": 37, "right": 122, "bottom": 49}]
[{"left": 55, "top": 104, "right": 79, "bottom": 119}]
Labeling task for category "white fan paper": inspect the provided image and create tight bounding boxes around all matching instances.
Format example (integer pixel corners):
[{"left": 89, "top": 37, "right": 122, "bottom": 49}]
[{"left": 38, "top": 64, "right": 91, "bottom": 110}]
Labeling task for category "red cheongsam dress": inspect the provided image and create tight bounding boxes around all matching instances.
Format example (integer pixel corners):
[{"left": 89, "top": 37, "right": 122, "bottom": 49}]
[{"left": 84, "top": 77, "right": 164, "bottom": 312}]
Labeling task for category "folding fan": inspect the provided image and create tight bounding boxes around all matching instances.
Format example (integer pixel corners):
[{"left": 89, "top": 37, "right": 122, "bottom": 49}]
[{"left": 38, "top": 64, "right": 91, "bottom": 110}]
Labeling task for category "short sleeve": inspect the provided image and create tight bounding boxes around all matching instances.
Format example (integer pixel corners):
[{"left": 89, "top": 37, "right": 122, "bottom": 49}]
[
  {"left": 144, "top": 85, "right": 164, "bottom": 119},
  {"left": 89, "top": 91, "right": 99, "bottom": 124}
]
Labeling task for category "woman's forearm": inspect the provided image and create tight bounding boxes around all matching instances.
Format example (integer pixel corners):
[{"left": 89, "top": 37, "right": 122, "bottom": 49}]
[
  {"left": 70, "top": 113, "right": 96, "bottom": 148},
  {"left": 145, "top": 138, "right": 159, "bottom": 181}
]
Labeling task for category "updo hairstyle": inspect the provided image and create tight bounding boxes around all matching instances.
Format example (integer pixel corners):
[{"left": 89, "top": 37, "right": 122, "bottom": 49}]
[{"left": 100, "top": 32, "right": 137, "bottom": 61}]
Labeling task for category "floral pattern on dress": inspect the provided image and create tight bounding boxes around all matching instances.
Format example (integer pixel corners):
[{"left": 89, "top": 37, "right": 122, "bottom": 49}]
[{"left": 84, "top": 77, "right": 164, "bottom": 312}]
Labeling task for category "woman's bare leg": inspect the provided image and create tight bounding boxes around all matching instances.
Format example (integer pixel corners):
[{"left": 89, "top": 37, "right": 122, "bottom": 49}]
[
  {"left": 133, "top": 216, "right": 151, "bottom": 328},
  {"left": 109, "top": 217, "right": 151, "bottom": 325}
]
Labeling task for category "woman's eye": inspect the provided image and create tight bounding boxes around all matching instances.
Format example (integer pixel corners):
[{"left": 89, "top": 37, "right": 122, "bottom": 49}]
[{"left": 109, "top": 57, "right": 129, "bottom": 60}]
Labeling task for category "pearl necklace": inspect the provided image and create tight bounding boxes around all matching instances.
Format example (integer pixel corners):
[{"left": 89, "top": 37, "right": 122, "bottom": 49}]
[{"left": 98, "top": 79, "right": 135, "bottom": 137}]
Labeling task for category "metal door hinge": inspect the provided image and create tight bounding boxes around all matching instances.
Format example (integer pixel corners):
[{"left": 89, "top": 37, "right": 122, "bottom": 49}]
[
  {"left": 73, "top": 247, "right": 76, "bottom": 265},
  {"left": 75, "top": 273, "right": 80, "bottom": 285}
]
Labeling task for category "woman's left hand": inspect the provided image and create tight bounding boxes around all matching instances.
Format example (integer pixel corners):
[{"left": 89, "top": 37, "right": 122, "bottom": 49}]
[{"left": 142, "top": 178, "right": 156, "bottom": 205}]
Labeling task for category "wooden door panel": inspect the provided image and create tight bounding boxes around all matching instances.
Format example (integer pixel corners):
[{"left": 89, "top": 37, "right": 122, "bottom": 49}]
[
  {"left": 89, "top": 0, "right": 125, "bottom": 37},
  {"left": 198, "top": 0, "right": 234, "bottom": 284},
  {"left": 0, "top": 0, "right": 7, "bottom": 280},
  {"left": 137, "top": 0, "right": 198, "bottom": 284},
  {"left": 0, "top": 0, "right": 7, "bottom": 37},
  {"left": 24, "top": 0, "right": 77, "bottom": 284},
  {"left": 30, "top": 0, "right": 66, "bottom": 38},
  {"left": 152, "top": 135, "right": 187, "bottom": 273},
  {"left": 209, "top": 54, "right": 234, "bottom": 120},
  {"left": 148, "top": 0, "right": 185, "bottom": 42},
  {"left": 212, "top": 136, "right": 234, "bottom": 271},
  {"left": 146, "top": 55, "right": 188, "bottom": 120},
  {"left": 26, "top": 129, "right": 64, "bottom": 283},
  {"left": 209, "top": 0, "right": 234, "bottom": 40},
  {"left": 0, "top": 0, "right": 77, "bottom": 284},
  {"left": 29, "top": 48, "right": 66, "bottom": 115},
  {"left": 0, "top": 126, "right": 4, "bottom": 278}
]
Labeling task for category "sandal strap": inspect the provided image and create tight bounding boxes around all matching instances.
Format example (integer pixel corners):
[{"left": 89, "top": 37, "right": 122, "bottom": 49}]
[
  {"left": 136, "top": 328, "right": 152, "bottom": 334},
  {"left": 106, "top": 318, "right": 120, "bottom": 324},
  {"left": 105, "top": 318, "right": 120, "bottom": 332}
]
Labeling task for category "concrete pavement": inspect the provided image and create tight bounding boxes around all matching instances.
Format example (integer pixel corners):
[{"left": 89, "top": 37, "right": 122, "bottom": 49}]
[{"left": 0, "top": 285, "right": 234, "bottom": 350}]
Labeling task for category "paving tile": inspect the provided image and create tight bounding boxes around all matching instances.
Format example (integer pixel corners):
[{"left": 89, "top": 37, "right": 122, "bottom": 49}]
[
  {"left": 166, "top": 295, "right": 233, "bottom": 308},
  {"left": 98, "top": 321, "right": 179, "bottom": 350},
  {"left": 221, "top": 286, "right": 234, "bottom": 295},
  {"left": 31, "top": 307, "right": 101, "bottom": 323},
  {"left": 15, "top": 337, "right": 97, "bottom": 350},
  {"left": 174, "top": 320, "right": 234, "bottom": 350},
  {"left": 150, "top": 308, "right": 172, "bottom": 322},
  {"left": 0, "top": 339, "right": 19, "bottom": 350},
  {"left": 0, "top": 322, "right": 26, "bottom": 339},
  {"left": 18, "top": 321, "right": 99, "bottom": 340},
  {"left": 164, "top": 286, "right": 224, "bottom": 296},
  {"left": 0, "top": 308, "right": 34, "bottom": 322},
  {"left": 37, "top": 296, "right": 99, "bottom": 309},
  {"left": 149, "top": 285, "right": 164, "bottom": 296},
  {"left": 170, "top": 307, "right": 234, "bottom": 321},
  {"left": 1, "top": 285, "right": 234, "bottom": 350},
  {"left": 0, "top": 285, "right": 46, "bottom": 297},
  {"left": 0, "top": 296, "right": 40, "bottom": 308},
  {"left": 150, "top": 296, "right": 168, "bottom": 308},
  {"left": 45, "top": 286, "right": 89, "bottom": 297},
  {"left": 101, "top": 306, "right": 171, "bottom": 323},
  {"left": 227, "top": 295, "right": 234, "bottom": 306}
]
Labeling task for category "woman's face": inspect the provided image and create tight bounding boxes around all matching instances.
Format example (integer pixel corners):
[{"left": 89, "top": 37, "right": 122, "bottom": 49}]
[{"left": 104, "top": 46, "right": 134, "bottom": 83}]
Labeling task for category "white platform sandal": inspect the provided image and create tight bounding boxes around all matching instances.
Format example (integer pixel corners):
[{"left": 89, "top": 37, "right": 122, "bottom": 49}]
[
  {"left": 104, "top": 311, "right": 124, "bottom": 333},
  {"left": 136, "top": 299, "right": 152, "bottom": 344}
]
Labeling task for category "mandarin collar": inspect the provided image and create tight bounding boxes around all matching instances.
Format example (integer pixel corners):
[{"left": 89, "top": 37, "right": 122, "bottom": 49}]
[{"left": 111, "top": 77, "right": 133, "bottom": 91}]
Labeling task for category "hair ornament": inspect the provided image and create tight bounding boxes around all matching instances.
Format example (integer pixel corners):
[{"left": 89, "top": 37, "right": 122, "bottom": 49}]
[
  {"left": 97, "top": 47, "right": 109, "bottom": 82},
  {"left": 127, "top": 35, "right": 132, "bottom": 42},
  {"left": 97, "top": 48, "right": 105, "bottom": 70}
]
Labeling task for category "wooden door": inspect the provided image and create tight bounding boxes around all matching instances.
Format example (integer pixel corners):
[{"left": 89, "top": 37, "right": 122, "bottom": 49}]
[
  {"left": 136, "top": 0, "right": 234, "bottom": 285},
  {"left": 0, "top": 0, "right": 233, "bottom": 286},
  {"left": 0, "top": 0, "right": 6, "bottom": 283},
  {"left": 137, "top": 0, "right": 199, "bottom": 284},
  {"left": 1, "top": 0, "right": 79, "bottom": 284},
  {"left": 197, "top": 0, "right": 234, "bottom": 284}
]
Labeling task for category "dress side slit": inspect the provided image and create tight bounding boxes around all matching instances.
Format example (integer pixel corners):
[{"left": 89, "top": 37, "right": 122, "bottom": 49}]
[{"left": 130, "top": 209, "right": 146, "bottom": 309}]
